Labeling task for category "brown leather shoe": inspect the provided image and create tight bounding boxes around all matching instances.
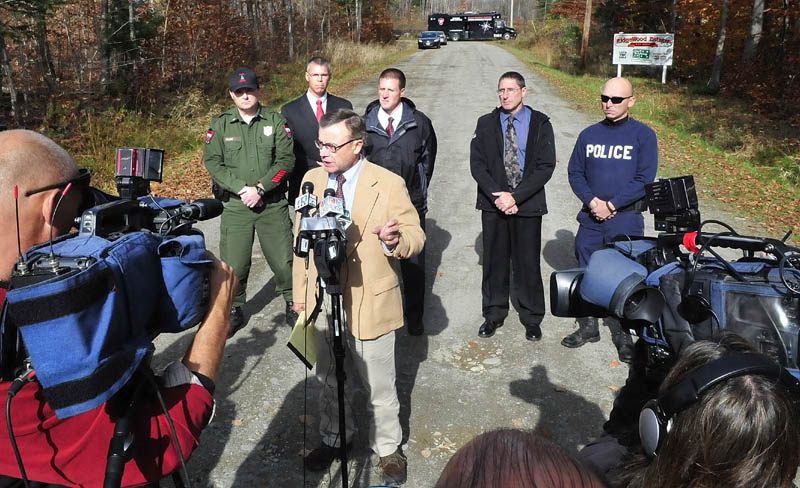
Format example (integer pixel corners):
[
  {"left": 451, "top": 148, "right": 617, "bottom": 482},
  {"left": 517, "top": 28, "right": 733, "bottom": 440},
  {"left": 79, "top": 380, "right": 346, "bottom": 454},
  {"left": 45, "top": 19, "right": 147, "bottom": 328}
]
[{"left": 380, "top": 448, "right": 407, "bottom": 485}]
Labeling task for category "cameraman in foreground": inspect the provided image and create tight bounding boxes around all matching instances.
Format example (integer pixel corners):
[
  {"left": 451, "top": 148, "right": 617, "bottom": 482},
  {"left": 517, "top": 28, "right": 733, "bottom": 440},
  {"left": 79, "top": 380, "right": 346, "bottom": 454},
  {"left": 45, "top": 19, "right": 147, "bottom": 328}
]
[{"left": 0, "top": 129, "right": 237, "bottom": 487}]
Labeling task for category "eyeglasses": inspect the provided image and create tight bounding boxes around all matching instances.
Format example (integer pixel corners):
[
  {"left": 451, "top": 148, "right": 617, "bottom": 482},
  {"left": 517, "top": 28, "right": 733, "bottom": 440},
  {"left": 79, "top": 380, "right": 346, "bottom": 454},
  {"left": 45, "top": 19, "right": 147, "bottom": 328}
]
[
  {"left": 25, "top": 168, "right": 92, "bottom": 197},
  {"left": 315, "top": 138, "right": 361, "bottom": 153},
  {"left": 497, "top": 88, "right": 519, "bottom": 95},
  {"left": 601, "top": 95, "right": 632, "bottom": 104}
]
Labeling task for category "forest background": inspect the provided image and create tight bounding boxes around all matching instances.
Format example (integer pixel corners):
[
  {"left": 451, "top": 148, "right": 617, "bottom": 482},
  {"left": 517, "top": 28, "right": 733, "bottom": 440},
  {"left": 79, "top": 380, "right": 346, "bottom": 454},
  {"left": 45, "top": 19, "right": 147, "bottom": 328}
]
[{"left": 1, "top": 0, "right": 798, "bottom": 237}]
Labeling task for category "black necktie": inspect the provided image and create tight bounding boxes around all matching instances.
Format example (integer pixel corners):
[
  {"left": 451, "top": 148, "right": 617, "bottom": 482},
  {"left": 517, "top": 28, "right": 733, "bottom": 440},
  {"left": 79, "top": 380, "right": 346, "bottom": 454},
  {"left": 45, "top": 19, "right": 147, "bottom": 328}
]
[{"left": 504, "top": 115, "right": 521, "bottom": 189}]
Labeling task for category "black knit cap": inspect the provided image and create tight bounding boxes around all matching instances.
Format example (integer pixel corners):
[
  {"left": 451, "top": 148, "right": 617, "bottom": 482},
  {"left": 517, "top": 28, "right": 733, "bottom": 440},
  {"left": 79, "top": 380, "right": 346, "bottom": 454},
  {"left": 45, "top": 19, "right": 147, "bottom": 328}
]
[{"left": 229, "top": 67, "right": 259, "bottom": 91}]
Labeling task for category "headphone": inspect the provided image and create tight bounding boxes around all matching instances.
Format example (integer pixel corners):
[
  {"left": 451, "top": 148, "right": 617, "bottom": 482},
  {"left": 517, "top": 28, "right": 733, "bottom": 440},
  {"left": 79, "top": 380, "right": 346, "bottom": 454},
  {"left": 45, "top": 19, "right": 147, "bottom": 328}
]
[{"left": 639, "top": 353, "right": 800, "bottom": 457}]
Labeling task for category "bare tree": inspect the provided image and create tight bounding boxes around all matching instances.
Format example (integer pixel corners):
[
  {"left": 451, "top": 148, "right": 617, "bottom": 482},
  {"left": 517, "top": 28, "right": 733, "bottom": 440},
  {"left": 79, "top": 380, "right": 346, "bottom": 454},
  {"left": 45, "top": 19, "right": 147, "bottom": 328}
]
[
  {"left": 742, "top": 0, "right": 764, "bottom": 60},
  {"left": 707, "top": 0, "right": 730, "bottom": 92},
  {"left": 285, "top": 0, "right": 294, "bottom": 58},
  {"left": 0, "top": 22, "right": 22, "bottom": 126},
  {"left": 355, "top": 0, "right": 362, "bottom": 42},
  {"left": 580, "top": 0, "right": 591, "bottom": 69},
  {"left": 100, "top": 0, "right": 110, "bottom": 89}
]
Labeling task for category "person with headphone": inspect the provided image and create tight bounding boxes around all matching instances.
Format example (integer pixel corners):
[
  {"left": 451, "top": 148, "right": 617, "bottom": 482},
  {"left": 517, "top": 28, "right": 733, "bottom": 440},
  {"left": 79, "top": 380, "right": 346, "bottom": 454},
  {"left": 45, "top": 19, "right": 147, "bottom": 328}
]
[{"left": 613, "top": 332, "right": 800, "bottom": 488}]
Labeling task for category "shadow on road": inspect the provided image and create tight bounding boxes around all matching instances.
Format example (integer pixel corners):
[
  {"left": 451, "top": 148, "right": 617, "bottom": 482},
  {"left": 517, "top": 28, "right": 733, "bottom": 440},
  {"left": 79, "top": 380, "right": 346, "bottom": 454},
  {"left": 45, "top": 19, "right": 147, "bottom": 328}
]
[
  {"left": 542, "top": 228, "right": 578, "bottom": 271},
  {"left": 152, "top": 323, "right": 279, "bottom": 487},
  {"left": 397, "top": 217, "right": 450, "bottom": 443},
  {"left": 243, "top": 277, "right": 279, "bottom": 325},
  {"left": 230, "top": 375, "right": 379, "bottom": 487},
  {"left": 509, "top": 364, "right": 607, "bottom": 454}
]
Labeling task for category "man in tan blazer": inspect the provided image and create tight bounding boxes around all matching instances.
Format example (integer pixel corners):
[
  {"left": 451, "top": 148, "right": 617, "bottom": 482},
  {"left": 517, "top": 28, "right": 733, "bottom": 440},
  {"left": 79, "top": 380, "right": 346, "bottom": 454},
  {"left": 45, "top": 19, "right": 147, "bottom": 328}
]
[{"left": 292, "top": 109, "right": 424, "bottom": 485}]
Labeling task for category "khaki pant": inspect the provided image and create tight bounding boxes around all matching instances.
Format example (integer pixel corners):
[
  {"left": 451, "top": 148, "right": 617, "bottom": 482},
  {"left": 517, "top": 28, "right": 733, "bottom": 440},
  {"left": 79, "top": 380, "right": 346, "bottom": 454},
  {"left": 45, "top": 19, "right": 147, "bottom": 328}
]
[{"left": 314, "top": 306, "right": 401, "bottom": 457}]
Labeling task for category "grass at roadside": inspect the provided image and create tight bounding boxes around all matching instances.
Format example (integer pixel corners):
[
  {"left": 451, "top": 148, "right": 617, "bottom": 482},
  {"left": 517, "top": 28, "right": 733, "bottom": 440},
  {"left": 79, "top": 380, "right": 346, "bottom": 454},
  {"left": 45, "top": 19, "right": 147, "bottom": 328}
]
[
  {"left": 49, "top": 40, "right": 416, "bottom": 198},
  {"left": 503, "top": 43, "right": 800, "bottom": 242}
]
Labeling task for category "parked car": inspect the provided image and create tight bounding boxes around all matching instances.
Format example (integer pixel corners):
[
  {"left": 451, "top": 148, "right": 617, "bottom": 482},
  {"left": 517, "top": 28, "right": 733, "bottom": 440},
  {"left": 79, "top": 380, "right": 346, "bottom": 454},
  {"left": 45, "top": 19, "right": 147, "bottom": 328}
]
[
  {"left": 417, "top": 31, "right": 441, "bottom": 49},
  {"left": 434, "top": 31, "right": 448, "bottom": 45}
]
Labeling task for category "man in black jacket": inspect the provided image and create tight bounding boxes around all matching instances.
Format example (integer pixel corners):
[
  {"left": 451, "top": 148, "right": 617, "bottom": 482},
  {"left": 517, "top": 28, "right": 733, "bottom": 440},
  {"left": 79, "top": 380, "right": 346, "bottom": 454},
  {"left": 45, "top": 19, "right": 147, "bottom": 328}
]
[
  {"left": 364, "top": 68, "right": 437, "bottom": 336},
  {"left": 470, "top": 71, "right": 556, "bottom": 341},
  {"left": 282, "top": 57, "right": 353, "bottom": 203}
]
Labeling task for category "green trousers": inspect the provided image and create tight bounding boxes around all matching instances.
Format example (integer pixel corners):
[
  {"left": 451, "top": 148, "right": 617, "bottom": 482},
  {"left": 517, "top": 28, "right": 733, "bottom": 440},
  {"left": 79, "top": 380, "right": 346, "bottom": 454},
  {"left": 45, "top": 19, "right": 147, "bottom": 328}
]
[{"left": 219, "top": 198, "right": 294, "bottom": 307}]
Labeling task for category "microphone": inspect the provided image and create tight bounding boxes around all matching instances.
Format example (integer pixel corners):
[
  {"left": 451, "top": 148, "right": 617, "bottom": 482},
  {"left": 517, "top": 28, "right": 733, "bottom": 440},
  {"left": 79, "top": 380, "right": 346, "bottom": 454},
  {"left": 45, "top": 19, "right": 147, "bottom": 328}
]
[
  {"left": 294, "top": 183, "right": 317, "bottom": 259},
  {"left": 319, "top": 188, "right": 344, "bottom": 218},
  {"left": 294, "top": 182, "right": 318, "bottom": 217},
  {"left": 179, "top": 198, "right": 224, "bottom": 220}
]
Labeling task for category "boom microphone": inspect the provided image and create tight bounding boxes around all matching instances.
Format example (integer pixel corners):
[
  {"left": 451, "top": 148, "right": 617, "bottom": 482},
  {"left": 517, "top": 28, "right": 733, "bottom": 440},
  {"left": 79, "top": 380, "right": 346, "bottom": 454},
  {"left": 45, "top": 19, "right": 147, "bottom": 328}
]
[{"left": 319, "top": 188, "right": 345, "bottom": 218}]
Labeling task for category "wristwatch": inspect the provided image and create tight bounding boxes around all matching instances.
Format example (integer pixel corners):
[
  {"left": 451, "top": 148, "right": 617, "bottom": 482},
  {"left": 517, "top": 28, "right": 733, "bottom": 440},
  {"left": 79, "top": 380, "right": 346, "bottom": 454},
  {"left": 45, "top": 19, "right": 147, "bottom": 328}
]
[{"left": 256, "top": 186, "right": 266, "bottom": 199}]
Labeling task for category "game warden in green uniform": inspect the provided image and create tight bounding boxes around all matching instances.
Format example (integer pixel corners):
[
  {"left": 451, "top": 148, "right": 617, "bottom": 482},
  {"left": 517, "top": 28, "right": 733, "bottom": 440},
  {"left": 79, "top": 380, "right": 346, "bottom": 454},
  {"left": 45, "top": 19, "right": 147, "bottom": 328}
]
[{"left": 203, "top": 67, "right": 298, "bottom": 336}]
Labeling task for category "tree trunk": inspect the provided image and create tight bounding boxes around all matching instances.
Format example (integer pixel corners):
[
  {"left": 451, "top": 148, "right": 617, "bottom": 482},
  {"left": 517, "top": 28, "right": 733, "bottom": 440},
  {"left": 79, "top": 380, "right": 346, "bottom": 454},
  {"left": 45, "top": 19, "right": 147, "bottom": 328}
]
[
  {"left": 161, "top": 0, "right": 170, "bottom": 76},
  {"left": 580, "top": 0, "right": 592, "bottom": 70},
  {"left": 670, "top": 0, "right": 678, "bottom": 32},
  {"left": 707, "top": 0, "right": 730, "bottom": 93},
  {"left": 0, "top": 26, "right": 22, "bottom": 127},
  {"left": 33, "top": 2, "right": 57, "bottom": 93},
  {"left": 100, "top": 0, "right": 111, "bottom": 90},
  {"left": 355, "top": 0, "right": 362, "bottom": 43},
  {"left": 128, "top": 0, "right": 137, "bottom": 64},
  {"left": 254, "top": 0, "right": 262, "bottom": 54},
  {"left": 285, "top": 0, "right": 295, "bottom": 58},
  {"left": 742, "top": 0, "right": 764, "bottom": 60},
  {"left": 265, "top": 0, "right": 275, "bottom": 36}
]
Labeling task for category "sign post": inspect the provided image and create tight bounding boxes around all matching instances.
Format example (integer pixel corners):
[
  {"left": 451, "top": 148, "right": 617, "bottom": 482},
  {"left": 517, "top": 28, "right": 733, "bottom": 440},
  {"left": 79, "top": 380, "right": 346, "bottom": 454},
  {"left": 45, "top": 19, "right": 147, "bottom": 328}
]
[{"left": 612, "top": 33, "right": 674, "bottom": 84}]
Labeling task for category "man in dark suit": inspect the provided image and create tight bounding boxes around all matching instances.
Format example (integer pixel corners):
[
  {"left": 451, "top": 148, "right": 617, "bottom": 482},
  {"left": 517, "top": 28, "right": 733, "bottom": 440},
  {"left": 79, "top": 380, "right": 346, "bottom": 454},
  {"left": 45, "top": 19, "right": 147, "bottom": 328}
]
[
  {"left": 281, "top": 56, "right": 353, "bottom": 203},
  {"left": 469, "top": 71, "right": 556, "bottom": 341}
]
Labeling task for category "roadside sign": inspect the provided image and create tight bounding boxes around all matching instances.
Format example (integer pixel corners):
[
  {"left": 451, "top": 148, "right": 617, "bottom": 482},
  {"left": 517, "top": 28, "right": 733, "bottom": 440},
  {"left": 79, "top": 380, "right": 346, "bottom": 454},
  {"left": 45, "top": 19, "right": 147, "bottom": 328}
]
[
  {"left": 613, "top": 33, "right": 674, "bottom": 83},
  {"left": 613, "top": 33, "right": 674, "bottom": 66}
]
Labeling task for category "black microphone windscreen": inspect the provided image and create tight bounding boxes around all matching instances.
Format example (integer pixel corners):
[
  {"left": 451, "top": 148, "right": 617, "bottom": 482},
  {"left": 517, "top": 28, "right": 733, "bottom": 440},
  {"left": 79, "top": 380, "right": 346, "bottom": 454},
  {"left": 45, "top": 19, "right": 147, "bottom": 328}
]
[
  {"left": 302, "top": 182, "right": 314, "bottom": 194},
  {"left": 190, "top": 198, "right": 224, "bottom": 220},
  {"left": 323, "top": 188, "right": 336, "bottom": 198}
]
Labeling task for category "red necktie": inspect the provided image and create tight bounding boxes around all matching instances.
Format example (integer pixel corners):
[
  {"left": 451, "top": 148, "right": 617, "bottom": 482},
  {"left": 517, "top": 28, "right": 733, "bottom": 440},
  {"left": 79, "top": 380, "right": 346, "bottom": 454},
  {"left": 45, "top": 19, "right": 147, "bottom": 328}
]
[
  {"left": 316, "top": 100, "right": 324, "bottom": 123},
  {"left": 387, "top": 117, "right": 395, "bottom": 137}
]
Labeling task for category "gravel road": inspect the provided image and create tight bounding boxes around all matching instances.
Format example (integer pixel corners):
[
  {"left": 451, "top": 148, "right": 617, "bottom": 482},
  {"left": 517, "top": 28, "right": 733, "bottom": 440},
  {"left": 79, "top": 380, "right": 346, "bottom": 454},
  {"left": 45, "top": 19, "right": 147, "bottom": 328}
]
[{"left": 151, "top": 41, "right": 767, "bottom": 487}]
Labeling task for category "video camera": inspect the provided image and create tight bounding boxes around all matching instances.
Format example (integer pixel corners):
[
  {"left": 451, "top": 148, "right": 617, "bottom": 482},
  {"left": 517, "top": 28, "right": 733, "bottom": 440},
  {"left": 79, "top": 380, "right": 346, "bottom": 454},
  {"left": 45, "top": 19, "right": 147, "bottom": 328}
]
[
  {"left": 550, "top": 176, "right": 800, "bottom": 377},
  {"left": 0, "top": 148, "right": 222, "bottom": 418}
]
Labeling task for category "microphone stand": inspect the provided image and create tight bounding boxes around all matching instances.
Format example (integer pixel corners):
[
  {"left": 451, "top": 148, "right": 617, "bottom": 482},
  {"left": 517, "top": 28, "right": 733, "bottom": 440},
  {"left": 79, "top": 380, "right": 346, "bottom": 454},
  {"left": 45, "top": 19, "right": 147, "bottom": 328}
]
[
  {"left": 314, "top": 234, "right": 349, "bottom": 488},
  {"left": 330, "top": 284, "right": 349, "bottom": 488}
]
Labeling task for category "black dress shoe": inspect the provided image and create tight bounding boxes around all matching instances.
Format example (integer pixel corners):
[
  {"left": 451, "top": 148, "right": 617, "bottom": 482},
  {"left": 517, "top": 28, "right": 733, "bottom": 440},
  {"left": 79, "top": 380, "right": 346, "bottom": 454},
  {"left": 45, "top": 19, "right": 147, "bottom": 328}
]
[
  {"left": 227, "top": 307, "right": 245, "bottom": 338},
  {"left": 478, "top": 319, "right": 503, "bottom": 338},
  {"left": 286, "top": 301, "right": 299, "bottom": 327},
  {"left": 304, "top": 442, "right": 352, "bottom": 471},
  {"left": 525, "top": 324, "right": 542, "bottom": 341}
]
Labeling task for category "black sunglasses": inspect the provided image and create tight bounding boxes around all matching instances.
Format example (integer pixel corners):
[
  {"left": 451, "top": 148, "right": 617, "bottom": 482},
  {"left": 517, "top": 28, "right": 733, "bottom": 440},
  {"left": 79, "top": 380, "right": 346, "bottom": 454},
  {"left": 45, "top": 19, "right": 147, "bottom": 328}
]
[
  {"left": 601, "top": 95, "right": 632, "bottom": 104},
  {"left": 25, "top": 168, "right": 92, "bottom": 197}
]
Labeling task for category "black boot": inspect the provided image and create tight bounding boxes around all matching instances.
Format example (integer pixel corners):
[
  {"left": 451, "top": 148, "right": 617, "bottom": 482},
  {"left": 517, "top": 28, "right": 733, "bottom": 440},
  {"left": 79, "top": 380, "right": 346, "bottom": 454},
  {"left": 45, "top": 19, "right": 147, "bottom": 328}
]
[
  {"left": 561, "top": 317, "right": 600, "bottom": 348},
  {"left": 606, "top": 317, "right": 634, "bottom": 363}
]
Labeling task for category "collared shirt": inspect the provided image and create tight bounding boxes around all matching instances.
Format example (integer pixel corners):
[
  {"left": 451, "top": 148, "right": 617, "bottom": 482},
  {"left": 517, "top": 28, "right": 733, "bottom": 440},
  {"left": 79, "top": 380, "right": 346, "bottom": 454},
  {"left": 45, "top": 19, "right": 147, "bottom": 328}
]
[
  {"left": 306, "top": 91, "right": 328, "bottom": 117},
  {"left": 500, "top": 106, "right": 531, "bottom": 172},
  {"left": 326, "top": 156, "right": 365, "bottom": 214},
  {"left": 377, "top": 104, "right": 403, "bottom": 135}
]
